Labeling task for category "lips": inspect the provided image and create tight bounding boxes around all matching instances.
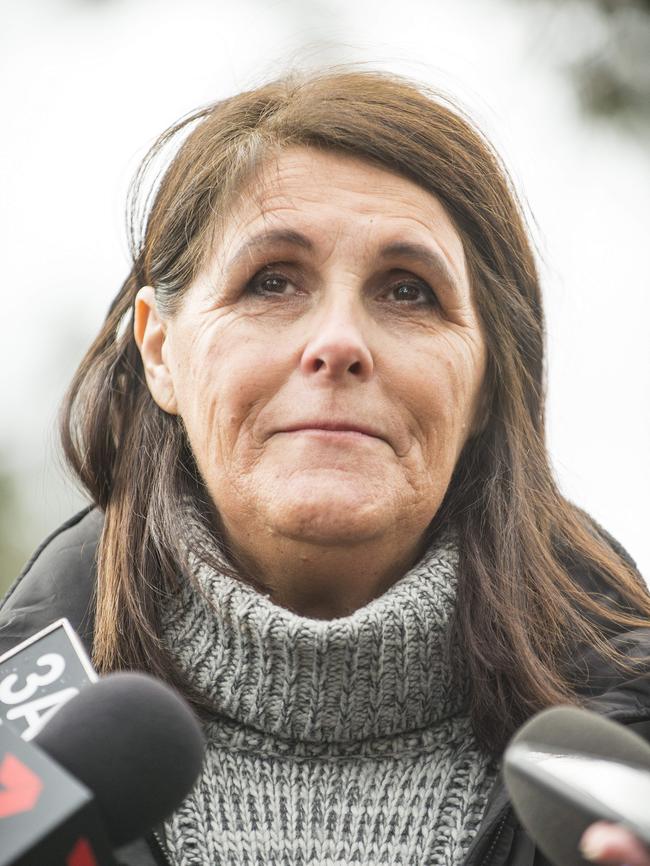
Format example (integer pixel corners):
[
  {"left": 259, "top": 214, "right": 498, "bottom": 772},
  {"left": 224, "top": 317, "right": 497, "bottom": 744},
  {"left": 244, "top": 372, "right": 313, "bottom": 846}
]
[{"left": 277, "top": 422, "right": 386, "bottom": 442}]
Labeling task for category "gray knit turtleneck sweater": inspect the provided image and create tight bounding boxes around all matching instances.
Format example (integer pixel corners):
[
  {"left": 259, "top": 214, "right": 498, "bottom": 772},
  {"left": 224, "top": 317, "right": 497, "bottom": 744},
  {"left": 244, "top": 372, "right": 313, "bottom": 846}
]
[{"left": 159, "top": 540, "right": 497, "bottom": 866}]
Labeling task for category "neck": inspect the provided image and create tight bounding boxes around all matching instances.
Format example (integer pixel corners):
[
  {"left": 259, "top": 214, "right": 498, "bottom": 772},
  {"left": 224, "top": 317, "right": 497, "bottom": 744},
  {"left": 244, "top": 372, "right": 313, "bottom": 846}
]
[{"left": 222, "top": 528, "right": 429, "bottom": 619}]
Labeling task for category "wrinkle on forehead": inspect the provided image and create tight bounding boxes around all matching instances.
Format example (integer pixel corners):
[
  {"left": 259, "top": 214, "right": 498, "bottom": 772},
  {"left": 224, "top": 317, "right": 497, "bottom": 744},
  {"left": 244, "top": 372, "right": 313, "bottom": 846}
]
[{"left": 207, "top": 146, "right": 470, "bottom": 289}]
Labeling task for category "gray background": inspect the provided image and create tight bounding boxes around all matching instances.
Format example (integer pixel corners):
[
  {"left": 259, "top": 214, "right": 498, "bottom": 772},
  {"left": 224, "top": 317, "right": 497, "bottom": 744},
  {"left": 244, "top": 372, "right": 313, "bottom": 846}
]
[{"left": 1, "top": 0, "right": 648, "bottom": 590}]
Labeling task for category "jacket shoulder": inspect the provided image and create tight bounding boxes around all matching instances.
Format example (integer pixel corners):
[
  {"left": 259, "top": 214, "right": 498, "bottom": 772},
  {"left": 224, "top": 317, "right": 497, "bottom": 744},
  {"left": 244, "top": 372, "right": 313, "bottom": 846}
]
[
  {"left": 0, "top": 507, "right": 104, "bottom": 658},
  {"left": 0, "top": 508, "right": 160, "bottom": 866}
]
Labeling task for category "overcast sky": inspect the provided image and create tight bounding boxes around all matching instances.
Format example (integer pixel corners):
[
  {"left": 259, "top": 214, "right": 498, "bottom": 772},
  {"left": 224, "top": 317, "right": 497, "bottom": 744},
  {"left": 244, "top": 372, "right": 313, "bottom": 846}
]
[{"left": 1, "top": 0, "right": 648, "bottom": 576}]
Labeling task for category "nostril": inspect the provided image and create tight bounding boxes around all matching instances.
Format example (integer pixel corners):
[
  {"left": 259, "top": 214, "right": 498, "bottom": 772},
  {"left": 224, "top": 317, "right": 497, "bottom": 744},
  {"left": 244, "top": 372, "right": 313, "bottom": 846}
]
[
  {"left": 302, "top": 343, "right": 373, "bottom": 379},
  {"left": 309, "top": 357, "right": 365, "bottom": 375}
]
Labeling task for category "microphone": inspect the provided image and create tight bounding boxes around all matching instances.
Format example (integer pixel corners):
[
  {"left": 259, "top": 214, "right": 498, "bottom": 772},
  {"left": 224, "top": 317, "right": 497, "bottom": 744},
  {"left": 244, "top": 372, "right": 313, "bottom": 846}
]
[
  {"left": 1, "top": 671, "right": 205, "bottom": 865},
  {"left": 503, "top": 705, "right": 650, "bottom": 866},
  {"left": 36, "top": 672, "right": 206, "bottom": 848}
]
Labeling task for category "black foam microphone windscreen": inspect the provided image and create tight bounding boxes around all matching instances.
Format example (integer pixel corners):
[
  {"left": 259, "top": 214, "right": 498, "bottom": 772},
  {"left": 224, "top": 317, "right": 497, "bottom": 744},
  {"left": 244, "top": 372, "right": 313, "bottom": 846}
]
[
  {"left": 504, "top": 705, "right": 650, "bottom": 866},
  {"left": 35, "top": 671, "right": 206, "bottom": 847}
]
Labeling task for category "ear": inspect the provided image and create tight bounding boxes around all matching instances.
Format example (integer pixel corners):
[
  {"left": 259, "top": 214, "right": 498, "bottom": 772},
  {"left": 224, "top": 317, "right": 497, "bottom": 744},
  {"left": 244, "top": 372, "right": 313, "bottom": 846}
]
[{"left": 133, "top": 286, "right": 178, "bottom": 415}]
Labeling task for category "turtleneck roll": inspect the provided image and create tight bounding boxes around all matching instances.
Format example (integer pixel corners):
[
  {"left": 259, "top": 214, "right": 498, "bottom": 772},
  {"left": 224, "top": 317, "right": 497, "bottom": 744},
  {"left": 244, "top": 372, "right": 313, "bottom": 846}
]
[{"left": 159, "top": 539, "right": 497, "bottom": 866}]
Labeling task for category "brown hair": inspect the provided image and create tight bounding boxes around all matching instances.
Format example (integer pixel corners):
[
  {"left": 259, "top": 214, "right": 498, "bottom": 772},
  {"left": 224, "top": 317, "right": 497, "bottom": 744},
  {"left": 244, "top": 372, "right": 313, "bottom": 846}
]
[{"left": 61, "top": 69, "right": 650, "bottom": 753}]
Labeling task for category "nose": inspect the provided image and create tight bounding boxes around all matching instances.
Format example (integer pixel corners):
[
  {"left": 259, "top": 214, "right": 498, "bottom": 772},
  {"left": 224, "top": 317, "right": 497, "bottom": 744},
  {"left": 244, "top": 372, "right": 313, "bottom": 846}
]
[{"left": 299, "top": 300, "right": 374, "bottom": 382}]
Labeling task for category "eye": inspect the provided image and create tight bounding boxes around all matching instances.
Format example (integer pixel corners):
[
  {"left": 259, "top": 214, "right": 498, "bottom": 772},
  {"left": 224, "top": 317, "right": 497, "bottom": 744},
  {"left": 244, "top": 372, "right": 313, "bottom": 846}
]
[
  {"left": 245, "top": 268, "right": 299, "bottom": 297},
  {"left": 386, "top": 277, "right": 438, "bottom": 306}
]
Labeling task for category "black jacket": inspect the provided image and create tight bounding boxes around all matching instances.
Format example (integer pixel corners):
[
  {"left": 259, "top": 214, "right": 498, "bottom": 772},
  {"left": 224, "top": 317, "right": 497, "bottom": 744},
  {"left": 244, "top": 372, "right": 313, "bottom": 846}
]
[{"left": 2, "top": 506, "right": 650, "bottom": 866}]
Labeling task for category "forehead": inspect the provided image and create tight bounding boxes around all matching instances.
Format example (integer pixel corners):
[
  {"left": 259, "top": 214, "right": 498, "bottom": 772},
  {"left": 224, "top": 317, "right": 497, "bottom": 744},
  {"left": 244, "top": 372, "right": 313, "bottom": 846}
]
[{"left": 214, "top": 147, "right": 468, "bottom": 282}]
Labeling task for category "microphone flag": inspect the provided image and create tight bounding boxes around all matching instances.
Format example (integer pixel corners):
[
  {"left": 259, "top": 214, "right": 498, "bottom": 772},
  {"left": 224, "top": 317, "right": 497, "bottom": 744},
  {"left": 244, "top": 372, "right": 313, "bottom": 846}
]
[
  {"left": 0, "top": 721, "right": 115, "bottom": 866},
  {"left": 0, "top": 619, "right": 97, "bottom": 741}
]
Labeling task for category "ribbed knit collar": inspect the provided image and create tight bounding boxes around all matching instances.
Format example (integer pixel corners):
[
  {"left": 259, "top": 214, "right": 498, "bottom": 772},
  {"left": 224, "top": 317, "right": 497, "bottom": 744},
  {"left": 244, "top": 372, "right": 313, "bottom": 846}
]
[{"left": 162, "top": 539, "right": 466, "bottom": 744}]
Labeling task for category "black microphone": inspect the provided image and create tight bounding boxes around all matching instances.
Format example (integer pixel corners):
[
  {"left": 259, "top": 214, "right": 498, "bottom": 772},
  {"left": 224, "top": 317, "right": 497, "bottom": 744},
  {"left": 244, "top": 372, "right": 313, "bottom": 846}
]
[
  {"left": 1, "top": 671, "right": 205, "bottom": 865},
  {"left": 36, "top": 671, "right": 206, "bottom": 848},
  {"left": 504, "top": 705, "right": 650, "bottom": 866}
]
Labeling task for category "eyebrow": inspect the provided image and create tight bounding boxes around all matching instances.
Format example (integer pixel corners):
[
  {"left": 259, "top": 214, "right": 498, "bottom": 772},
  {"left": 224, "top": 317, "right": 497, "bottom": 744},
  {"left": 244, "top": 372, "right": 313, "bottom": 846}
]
[
  {"left": 227, "top": 229, "right": 460, "bottom": 293},
  {"left": 227, "top": 229, "right": 314, "bottom": 269}
]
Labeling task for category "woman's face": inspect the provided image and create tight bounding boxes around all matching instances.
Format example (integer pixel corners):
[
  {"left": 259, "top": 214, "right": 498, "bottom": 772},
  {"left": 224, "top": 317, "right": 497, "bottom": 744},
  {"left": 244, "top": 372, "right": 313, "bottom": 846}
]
[{"left": 137, "top": 147, "right": 487, "bottom": 559}]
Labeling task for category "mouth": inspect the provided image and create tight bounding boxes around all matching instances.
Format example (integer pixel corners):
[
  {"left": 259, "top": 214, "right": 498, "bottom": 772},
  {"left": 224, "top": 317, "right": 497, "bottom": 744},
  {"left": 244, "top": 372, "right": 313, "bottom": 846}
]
[{"left": 277, "top": 422, "right": 386, "bottom": 442}]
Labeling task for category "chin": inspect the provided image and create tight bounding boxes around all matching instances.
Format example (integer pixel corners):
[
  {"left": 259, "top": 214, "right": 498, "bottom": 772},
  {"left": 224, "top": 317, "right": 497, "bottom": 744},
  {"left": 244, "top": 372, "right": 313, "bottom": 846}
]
[{"left": 269, "top": 483, "right": 392, "bottom": 546}]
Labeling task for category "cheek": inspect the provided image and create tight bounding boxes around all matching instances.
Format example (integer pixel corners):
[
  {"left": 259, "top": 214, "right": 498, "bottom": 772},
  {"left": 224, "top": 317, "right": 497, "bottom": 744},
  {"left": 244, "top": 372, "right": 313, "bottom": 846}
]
[
  {"left": 397, "top": 333, "right": 485, "bottom": 462},
  {"left": 171, "top": 322, "right": 287, "bottom": 476}
]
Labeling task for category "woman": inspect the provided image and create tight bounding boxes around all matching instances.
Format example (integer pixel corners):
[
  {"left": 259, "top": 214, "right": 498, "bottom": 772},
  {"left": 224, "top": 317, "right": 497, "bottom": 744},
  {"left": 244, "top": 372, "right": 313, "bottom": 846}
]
[{"left": 1, "top": 70, "right": 649, "bottom": 866}]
